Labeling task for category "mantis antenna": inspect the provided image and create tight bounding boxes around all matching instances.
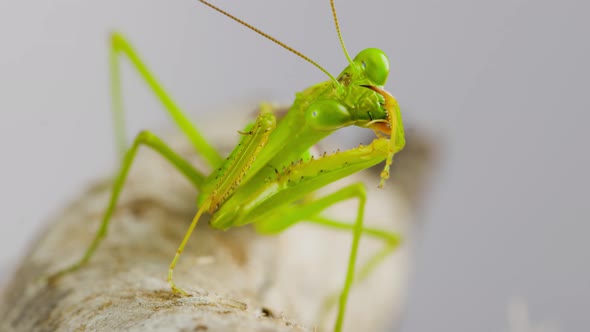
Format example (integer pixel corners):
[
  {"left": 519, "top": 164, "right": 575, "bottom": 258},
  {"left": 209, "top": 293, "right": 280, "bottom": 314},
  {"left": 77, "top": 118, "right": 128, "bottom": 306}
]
[
  {"left": 198, "top": 0, "right": 338, "bottom": 84},
  {"left": 329, "top": 0, "right": 354, "bottom": 67}
]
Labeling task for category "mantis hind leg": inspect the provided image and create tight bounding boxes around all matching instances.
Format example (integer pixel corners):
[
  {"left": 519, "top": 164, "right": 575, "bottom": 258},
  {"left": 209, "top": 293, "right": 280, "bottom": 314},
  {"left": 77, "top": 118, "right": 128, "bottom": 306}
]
[
  {"left": 50, "top": 130, "right": 205, "bottom": 280},
  {"left": 255, "top": 182, "right": 401, "bottom": 332},
  {"left": 110, "top": 32, "right": 223, "bottom": 167}
]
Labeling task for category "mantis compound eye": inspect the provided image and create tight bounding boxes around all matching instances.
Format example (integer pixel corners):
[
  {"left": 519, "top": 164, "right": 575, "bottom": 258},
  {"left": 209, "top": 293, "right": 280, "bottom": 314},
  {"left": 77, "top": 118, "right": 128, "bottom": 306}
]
[
  {"left": 306, "top": 100, "right": 354, "bottom": 131},
  {"left": 353, "top": 48, "right": 390, "bottom": 86}
]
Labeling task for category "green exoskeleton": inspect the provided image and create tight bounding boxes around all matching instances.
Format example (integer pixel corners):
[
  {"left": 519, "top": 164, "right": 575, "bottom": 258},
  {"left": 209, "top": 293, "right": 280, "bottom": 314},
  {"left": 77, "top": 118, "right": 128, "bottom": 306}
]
[{"left": 51, "top": 0, "right": 406, "bottom": 331}]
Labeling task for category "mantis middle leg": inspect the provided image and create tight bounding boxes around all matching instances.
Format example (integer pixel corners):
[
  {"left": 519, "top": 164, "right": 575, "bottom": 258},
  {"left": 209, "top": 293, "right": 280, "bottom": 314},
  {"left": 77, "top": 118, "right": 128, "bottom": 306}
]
[
  {"left": 307, "top": 215, "right": 401, "bottom": 329},
  {"left": 255, "top": 182, "right": 401, "bottom": 332}
]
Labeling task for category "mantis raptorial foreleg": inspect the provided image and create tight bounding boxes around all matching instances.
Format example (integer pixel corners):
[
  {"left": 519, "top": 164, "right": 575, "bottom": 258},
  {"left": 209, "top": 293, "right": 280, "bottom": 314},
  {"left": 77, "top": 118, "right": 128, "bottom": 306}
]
[
  {"left": 110, "top": 32, "right": 222, "bottom": 167},
  {"left": 50, "top": 130, "right": 204, "bottom": 280}
]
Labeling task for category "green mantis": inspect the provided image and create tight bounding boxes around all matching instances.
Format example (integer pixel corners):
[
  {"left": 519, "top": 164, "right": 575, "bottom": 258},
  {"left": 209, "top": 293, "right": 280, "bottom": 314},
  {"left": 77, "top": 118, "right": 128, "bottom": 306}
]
[{"left": 51, "top": 0, "right": 406, "bottom": 331}]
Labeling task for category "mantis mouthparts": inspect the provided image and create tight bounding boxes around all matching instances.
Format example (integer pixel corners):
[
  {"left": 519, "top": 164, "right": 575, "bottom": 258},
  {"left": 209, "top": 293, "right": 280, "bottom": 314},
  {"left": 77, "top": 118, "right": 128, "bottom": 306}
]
[{"left": 360, "top": 85, "right": 404, "bottom": 188}]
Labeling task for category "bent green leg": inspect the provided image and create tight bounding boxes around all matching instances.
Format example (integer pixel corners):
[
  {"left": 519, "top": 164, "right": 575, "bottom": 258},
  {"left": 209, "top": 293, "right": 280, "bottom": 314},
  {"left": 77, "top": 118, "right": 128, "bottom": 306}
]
[
  {"left": 255, "top": 182, "right": 398, "bottom": 332},
  {"left": 50, "top": 130, "right": 205, "bottom": 280},
  {"left": 307, "top": 215, "right": 401, "bottom": 329},
  {"left": 308, "top": 215, "right": 401, "bottom": 282},
  {"left": 110, "top": 33, "right": 223, "bottom": 167}
]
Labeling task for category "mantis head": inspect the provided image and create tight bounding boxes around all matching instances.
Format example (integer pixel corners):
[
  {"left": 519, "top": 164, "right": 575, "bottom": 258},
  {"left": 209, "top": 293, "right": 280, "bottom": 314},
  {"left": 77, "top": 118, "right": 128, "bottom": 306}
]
[
  {"left": 307, "top": 48, "right": 404, "bottom": 151},
  {"left": 198, "top": 0, "right": 405, "bottom": 187},
  {"left": 305, "top": 47, "right": 405, "bottom": 187}
]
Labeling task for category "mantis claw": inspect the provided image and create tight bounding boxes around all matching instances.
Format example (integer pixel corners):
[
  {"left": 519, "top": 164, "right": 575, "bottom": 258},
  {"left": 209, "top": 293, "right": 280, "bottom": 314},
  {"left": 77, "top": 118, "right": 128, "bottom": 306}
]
[
  {"left": 360, "top": 85, "right": 405, "bottom": 188},
  {"left": 167, "top": 268, "right": 188, "bottom": 296},
  {"left": 168, "top": 272, "right": 189, "bottom": 296},
  {"left": 170, "top": 284, "right": 188, "bottom": 296}
]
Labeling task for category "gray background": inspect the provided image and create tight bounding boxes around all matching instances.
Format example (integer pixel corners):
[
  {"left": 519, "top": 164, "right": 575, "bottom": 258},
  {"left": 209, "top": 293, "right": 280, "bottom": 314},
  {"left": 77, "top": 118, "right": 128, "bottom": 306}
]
[{"left": 1, "top": 0, "right": 588, "bottom": 331}]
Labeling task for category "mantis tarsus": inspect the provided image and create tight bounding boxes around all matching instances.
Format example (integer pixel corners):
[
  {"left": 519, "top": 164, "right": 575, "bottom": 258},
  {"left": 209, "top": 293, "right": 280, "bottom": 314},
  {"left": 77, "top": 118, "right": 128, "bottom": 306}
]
[{"left": 50, "top": 0, "right": 406, "bottom": 331}]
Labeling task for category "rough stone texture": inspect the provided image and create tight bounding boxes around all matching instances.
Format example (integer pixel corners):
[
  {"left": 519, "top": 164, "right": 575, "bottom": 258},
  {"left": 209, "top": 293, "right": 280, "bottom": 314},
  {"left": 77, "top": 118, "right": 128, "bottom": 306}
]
[{"left": 0, "top": 111, "right": 435, "bottom": 332}]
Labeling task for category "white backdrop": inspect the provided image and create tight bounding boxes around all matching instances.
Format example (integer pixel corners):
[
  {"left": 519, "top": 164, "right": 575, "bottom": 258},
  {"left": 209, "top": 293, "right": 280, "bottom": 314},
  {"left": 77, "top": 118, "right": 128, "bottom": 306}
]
[{"left": 1, "top": 0, "right": 589, "bottom": 331}]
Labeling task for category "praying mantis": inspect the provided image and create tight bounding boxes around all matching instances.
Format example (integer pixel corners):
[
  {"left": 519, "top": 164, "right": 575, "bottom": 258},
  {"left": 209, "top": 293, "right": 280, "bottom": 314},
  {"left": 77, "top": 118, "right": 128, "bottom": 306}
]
[{"left": 50, "top": 0, "right": 406, "bottom": 331}]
